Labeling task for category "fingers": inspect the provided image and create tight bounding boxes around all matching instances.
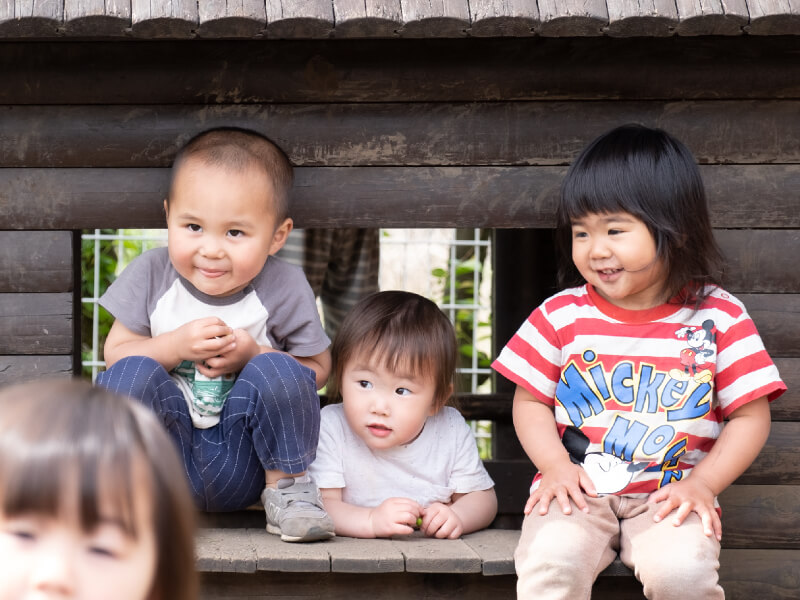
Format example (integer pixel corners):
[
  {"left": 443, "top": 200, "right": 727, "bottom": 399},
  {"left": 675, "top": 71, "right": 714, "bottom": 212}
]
[
  {"left": 523, "top": 495, "right": 537, "bottom": 516},
  {"left": 652, "top": 497, "right": 678, "bottom": 524},
  {"left": 420, "top": 505, "right": 462, "bottom": 539},
  {"left": 650, "top": 496, "right": 723, "bottom": 541},
  {"left": 578, "top": 471, "right": 598, "bottom": 499}
]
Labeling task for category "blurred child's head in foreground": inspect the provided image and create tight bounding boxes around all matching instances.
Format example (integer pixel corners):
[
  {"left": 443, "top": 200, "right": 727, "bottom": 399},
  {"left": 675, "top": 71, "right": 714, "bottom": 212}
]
[{"left": 0, "top": 379, "right": 197, "bottom": 600}]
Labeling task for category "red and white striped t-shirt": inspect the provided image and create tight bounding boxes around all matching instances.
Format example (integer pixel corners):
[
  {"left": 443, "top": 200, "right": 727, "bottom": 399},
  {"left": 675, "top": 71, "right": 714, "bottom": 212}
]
[{"left": 493, "top": 284, "right": 785, "bottom": 497}]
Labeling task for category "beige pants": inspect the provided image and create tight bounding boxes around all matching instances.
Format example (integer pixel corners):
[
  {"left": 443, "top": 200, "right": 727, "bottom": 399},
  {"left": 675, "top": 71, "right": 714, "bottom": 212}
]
[{"left": 515, "top": 495, "right": 723, "bottom": 600}]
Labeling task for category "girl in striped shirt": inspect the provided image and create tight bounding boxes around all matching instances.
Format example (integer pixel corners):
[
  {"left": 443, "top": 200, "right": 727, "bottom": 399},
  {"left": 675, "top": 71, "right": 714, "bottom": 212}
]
[{"left": 493, "top": 124, "right": 785, "bottom": 599}]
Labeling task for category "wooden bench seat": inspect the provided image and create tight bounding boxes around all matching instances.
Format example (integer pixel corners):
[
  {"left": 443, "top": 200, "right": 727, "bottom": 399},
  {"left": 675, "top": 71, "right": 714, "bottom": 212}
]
[{"left": 195, "top": 527, "right": 800, "bottom": 599}]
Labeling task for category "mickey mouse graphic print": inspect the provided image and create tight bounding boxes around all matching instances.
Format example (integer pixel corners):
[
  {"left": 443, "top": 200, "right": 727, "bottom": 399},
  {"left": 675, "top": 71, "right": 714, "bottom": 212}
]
[{"left": 493, "top": 284, "right": 785, "bottom": 497}]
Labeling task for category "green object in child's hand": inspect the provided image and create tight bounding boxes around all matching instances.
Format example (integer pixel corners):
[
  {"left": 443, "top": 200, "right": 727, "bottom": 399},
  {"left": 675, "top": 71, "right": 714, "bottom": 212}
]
[{"left": 416, "top": 517, "right": 423, "bottom": 528}]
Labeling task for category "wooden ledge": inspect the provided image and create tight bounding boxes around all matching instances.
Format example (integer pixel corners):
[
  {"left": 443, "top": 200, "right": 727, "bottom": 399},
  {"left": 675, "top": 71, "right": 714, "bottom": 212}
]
[{"left": 195, "top": 528, "right": 634, "bottom": 577}]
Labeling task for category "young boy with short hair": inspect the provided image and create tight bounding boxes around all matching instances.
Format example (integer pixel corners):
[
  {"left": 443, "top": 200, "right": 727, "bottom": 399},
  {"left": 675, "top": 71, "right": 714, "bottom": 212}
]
[{"left": 97, "top": 127, "right": 334, "bottom": 542}]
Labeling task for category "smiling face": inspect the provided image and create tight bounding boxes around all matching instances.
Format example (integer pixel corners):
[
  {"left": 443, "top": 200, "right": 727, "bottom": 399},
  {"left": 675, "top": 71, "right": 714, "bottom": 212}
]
[
  {"left": 166, "top": 157, "right": 291, "bottom": 297},
  {"left": 0, "top": 468, "right": 157, "bottom": 600},
  {"left": 341, "top": 354, "right": 439, "bottom": 451},
  {"left": 571, "top": 211, "right": 667, "bottom": 311}
]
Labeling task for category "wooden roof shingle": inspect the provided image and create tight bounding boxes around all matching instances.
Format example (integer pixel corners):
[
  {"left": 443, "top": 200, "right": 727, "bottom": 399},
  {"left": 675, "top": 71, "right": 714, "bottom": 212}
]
[{"left": 0, "top": 0, "right": 797, "bottom": 38}]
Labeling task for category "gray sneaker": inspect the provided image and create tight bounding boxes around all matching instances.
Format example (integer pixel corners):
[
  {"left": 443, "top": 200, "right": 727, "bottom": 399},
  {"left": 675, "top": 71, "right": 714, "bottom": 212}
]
[{"left": 261, "top": 478, "right": 335, "bottom": 542}]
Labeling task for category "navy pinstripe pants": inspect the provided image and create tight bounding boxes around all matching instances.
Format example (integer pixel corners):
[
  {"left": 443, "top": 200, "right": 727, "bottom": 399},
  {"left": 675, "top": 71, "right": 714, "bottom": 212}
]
[{"left": 96, "top": 353, "right": 321, "bottom": 511}]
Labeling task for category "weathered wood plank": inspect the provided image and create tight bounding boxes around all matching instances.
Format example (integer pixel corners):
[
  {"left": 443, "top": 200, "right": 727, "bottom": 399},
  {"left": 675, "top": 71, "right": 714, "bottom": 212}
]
[
  {"left": 250, "top": 528, "right": 331, "bottom": 571},
  {"left": 741, "top": 422, "right": 800, "bottom": 485},
  {"left": 674, "top": 0, "right": 748, "bottom": 35},
  {"left": 468, "top": 0, "right": 538, "bottom": 36},
  {"left": 0, "top": 231, "right": 72, "bottom": 293},
  {"left": 196, "top": 0, "right": 265, "bottom": 37},
  {"left": 195, "top": 528, "right": 257, "bottom": 573},
  {"left": 718, "top": 230, "right": 800, "bottom": 294},
  {"left": 265, "top": 0, "right": 333, "bottom": 38},
  {"left": 390, "top": 533, "right": 481, "bottom": 573},
  {"left": 460, "top": 528, "right": 518, "bottom": 575},
  {"left": 537, "top": 0, "right": 607, "bottom": 36},
  {"left": 747, "top": 0, "right": 800, "bottom": 35},
  {"left": 605, "top": 0, "right": 677, "bottom": 37},
  {"left": 771, "top": 359, "right": 800, "bottom": 421},
  {"left": 0, "top": 38, "right": 797, "bottom": 103},
  {"left": 3, "top": 101, "right": 798, "bottom": 168},
  {"left": 398, "top": 0, "right": 470, "bottom": 37},
  {"left": 0, "top": 293, "right": 72, "bottom": 354},
  {"left": 326, "top": 536, "right": 405, "bottom": 573},
  {"left": 719, "top": 485, "right": 800, "bottom": 549},
  {"left": 738, "top": 294, "right": 800, "bottom": 358},
  {"left": 0, "top": 356, "right": 73, "bottom": 384},
  {"left": 3, "top": 166, "right": 799, "bottom": 230},
  {"left": 130, "top": 0, "right": 196, "bottom": 37},
  {"left": 0, "top": 0, "right": 60, "bottom": 36},
  {"left": 331, "top": 0, "right": 402, "bottom": 37},
  {"left": 719, "top": 549, "right": 800, "bottom": 600},
  {"left": 61, "top": 0, "right": 131, "bottom": 36}
]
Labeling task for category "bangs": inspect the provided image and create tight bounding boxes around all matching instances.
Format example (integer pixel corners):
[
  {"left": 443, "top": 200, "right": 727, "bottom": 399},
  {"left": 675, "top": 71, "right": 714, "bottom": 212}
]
[
  {"left": 358, "top": 331, "right": 438, "bottom": 382},
  {"left": 0, "top": 382, "right": 144, "bottom": 537},
  {"left": 560, "top": 141, "right": 658, "bottom": 226},
  {"left": 331, "top": 291, "right": 458, "bottom": 409}
]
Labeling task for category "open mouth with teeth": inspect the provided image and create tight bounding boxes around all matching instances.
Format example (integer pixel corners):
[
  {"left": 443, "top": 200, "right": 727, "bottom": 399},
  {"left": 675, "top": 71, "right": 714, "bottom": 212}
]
[{"left": 596, "top": 267, "right": 624, "bottom": 279}]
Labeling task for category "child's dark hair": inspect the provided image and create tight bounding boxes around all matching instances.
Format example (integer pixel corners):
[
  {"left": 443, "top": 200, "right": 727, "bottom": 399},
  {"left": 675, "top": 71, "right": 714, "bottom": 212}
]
[
  {"left": 170, "top": 126, "right": 294, "bottom": 221},
  {"left": 0, "top": 379, "right": 198, "bottom": 600},
  {"left": 556, "top": 124, "right": 725, "bottom": 307},
  {"left": 329, "top": 290, "right": 458, "bottom": 412}
]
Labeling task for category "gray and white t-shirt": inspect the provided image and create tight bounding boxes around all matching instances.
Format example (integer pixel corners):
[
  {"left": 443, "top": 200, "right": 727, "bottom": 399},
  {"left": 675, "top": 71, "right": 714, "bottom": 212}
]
[{"left": 100, "top": 247, "right": 329, "bottom": 428}]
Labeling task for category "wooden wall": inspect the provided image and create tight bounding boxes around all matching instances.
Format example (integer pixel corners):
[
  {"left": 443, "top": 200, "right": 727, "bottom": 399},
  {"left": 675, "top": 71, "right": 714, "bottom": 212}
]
[{"left": 0, "top": 33, "right": 798, "bottom": 597}]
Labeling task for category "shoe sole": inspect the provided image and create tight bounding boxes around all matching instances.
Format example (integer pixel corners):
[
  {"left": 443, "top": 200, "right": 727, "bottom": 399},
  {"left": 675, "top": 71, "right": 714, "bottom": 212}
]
[{"left": 266, "top": 522, "right": 335, "bottom": 543}]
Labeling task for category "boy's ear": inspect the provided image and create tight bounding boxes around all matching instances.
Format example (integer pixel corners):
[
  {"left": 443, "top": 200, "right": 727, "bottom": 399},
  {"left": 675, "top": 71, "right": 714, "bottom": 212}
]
[
  {"left": 163, "top": 199, "right": 169, "bottom": 222},
  {"left": 268, "top": 218, "right": 293, "bottom": 255}
]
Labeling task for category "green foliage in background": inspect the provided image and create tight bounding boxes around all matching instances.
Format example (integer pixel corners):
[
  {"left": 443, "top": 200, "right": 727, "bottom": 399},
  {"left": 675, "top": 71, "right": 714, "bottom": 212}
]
[
  {"left": 432, "top": 229, "right": 493, "bottom": 459},
  {"left": 80, "top": 230, "right": 156, "bottom": 378}
]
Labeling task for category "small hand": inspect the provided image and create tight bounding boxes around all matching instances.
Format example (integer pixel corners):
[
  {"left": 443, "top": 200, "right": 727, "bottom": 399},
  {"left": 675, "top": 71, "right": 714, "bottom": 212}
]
[
  {"left": 648, "top": 476, "right": 721, "bottom": 540},
  {"left": 368, "top": 498, "right": 422, "bottom": 538},
  {"left": 199, "top": 328, "right": 259, "bottom": 377},
  {"left": 524, "top": 461, "right": 597, "bottom": 516},
  {"left": 420, "top": 503, "right": 464, "bottom": 539},
  {"left": 172, "top": 317, "right": 235, "bottom": 367}
]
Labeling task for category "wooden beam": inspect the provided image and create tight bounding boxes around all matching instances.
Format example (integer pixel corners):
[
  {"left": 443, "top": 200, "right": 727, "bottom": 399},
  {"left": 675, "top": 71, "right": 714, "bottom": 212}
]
[
  {"left": 0, "top": 356, "right": 74, "bottom": 384},
  {"left": 0, "top": 293, "right": 73, "bottom": 354},
  {"left": 0, "top": 231, "right": 73, "bottom": 293},
  {"left": 0, "top": 38, "right": 797, "bottom": 104},
  {"left": 3, "top": 166, "right": 798, "bottom": 230},
  {"left": 719, "top": 485, "right": 800, "bottom": 549},
  {"left": 1, "top": 101, "right": 798, "bottom": 168}
]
